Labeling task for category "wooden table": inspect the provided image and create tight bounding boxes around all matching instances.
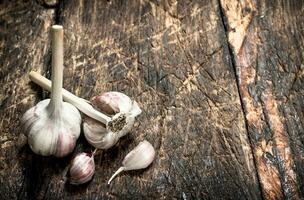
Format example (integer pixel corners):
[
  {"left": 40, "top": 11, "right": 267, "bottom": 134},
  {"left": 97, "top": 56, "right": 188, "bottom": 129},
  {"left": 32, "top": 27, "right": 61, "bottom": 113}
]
[{"left": 0, "top": 0, "right": 303, "bottom": 199}]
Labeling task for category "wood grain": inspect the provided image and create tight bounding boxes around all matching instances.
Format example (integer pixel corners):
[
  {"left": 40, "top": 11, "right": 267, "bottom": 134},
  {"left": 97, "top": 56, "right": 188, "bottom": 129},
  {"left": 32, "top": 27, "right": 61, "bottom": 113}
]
[
  {"left": 0, "top": 0, "right": 303, "bottom": 199},
  {"left": 220, "top": 0, "right": 304, "bottom": 199}
]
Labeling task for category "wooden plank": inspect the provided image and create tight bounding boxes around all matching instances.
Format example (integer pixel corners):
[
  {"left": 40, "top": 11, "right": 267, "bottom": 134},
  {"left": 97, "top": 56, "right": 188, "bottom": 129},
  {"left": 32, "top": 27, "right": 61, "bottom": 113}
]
[
  {"left": 37, "top": 0, "right": 261, "bottom": 199},
  {"left": 220, "top": 0, "right": 304, "bottom": 199},
  {"left": 0, "top": 1, "right": 55, "bottom": 199}
]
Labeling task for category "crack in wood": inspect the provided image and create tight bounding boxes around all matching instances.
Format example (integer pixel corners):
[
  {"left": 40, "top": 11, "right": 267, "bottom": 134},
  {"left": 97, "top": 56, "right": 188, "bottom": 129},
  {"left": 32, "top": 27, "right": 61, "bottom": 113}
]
[{"left": 217, "top": 0, "right": 265, "bottom": 199}]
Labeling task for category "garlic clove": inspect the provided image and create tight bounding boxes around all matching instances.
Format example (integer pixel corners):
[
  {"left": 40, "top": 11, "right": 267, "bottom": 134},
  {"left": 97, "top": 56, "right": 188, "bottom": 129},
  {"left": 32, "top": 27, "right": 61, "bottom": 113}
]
[
  {"left": 91, "top": 91, "right": 142, "bottom": 121},
  {"left": 55, "top": 130, "right": 76, "bottom": 158},
  {"left": 92, "top": 92, "right": 133, "bottom": 115},
  {"left": 122, "top": 140, "right": 155, "bottom": 170},
  {"left": 21, "top": 99, "right": 50, "bottom": 134},
  {"left": 108, "top": 140, "right": 156, "bottom": 184},
  {"left": 69, "top": 152, "right": 95, "bottom": 185}
]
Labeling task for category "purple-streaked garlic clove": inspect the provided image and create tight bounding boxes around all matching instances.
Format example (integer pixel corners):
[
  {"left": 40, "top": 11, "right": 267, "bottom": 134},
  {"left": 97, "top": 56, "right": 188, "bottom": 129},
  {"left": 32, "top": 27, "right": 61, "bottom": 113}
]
[
  {"left": 91, "top": 92, "right": 133, "bottom": 115},
  {"left": 21, "top": 25, "right": 81, "bottom": 157},
  {"left": 108, "top": 140, "right": 156, "bottom": 184},
  {"left": 69, "top": 152, "right": 95, "bottom": 185},
  {"left": 83, "top": 92, "right": 142, "bottom": 149}
]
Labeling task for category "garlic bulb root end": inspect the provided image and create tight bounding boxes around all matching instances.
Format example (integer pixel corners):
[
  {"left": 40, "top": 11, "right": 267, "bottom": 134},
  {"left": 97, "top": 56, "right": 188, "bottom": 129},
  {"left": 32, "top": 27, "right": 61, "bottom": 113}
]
[{"left": 107, "top": 113, "right": 126, "bottom": 132}]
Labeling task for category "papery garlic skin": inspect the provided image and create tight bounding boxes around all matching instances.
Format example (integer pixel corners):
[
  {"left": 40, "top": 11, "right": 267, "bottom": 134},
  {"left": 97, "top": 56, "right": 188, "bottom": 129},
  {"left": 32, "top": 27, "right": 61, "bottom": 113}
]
[
  {"left": 83, "top": 117, "right": 119, "bottom": 149},
  {"left": 91, "top": 92, "right": 133, "bottom": 115},
  {"left": 22, "top": 96, "right": 81, "bottom": 157},
  {"left": 83, "top": 92, "right": 142, "bottom": 149},
  {"left": 69, "top": 153, "right": 95, "bottom": 185},
  {"left": 108, "top": 140, "right": 156, "bottom": 184}
]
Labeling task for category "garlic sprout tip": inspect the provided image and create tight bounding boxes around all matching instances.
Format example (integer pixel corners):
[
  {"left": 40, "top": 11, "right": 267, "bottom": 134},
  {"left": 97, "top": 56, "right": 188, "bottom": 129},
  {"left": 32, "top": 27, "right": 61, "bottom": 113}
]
[{"left": 108, "top": 167, "right": 124, "bottom": 185}]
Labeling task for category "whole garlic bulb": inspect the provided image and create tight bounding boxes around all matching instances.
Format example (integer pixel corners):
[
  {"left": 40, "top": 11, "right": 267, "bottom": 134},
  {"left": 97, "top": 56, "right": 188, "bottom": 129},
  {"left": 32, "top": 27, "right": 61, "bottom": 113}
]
[
  {"left": 69, "top": 152, "right": 95, "bottom": 185},
  {"left": 108, "top": 140, "right": 156, "bottom": 184},
  {"left": 22, "top": 100, "right": 81, "bottom": 157},
  {"left": 83, "top": 92, "right": 142, "bottom": 149},
  {"left": 21, "top": 25, "right": 81, "bottom": 157}
]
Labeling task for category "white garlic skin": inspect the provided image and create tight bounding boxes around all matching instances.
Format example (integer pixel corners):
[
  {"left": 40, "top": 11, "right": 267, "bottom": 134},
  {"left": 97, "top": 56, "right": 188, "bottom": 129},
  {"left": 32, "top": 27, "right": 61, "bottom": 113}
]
[
  {"left": 83, "top": 92, "right": 142, "bottom": 149},
  {"left": 107, "top": 140, "right": 155, "bottom": 184},
  {"left": 22, "top": 99, "right": 81, "bottom": 157},
  {"left": 69, "top": 153, "right": 95, "bottom": 185},
  {"left": 83, "top": 117, "right": 119, "bottom": 149},
  {"left": 122, "top": 140, "right": 156, "bottom": 171}
]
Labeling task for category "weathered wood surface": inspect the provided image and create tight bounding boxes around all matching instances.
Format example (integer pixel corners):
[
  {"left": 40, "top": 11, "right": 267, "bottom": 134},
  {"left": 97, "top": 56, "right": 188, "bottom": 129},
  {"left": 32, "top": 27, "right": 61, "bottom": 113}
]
[
  {"left": 0, "top": 1, "right": 54, "bottom": 199},
  {"left": 0, "top": 0, "right": 303, "bottom": 199},
  {"left": 221, "top": 0, "right": 304, "bottom": 199}
]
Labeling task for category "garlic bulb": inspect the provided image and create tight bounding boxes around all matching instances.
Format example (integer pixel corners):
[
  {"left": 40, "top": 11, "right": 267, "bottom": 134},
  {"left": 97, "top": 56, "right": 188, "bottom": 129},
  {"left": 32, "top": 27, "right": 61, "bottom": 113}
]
[
  {"left": 69, "top": 152, "right": 95, "bottom": 185},
  {"left": 21, "top": 25, "right": 81, "bottom": 157},
  {"left": 27, "top": 76, "right": 142, "bottom": 150},
  {"left": 108, "top": 140, "right": 156, "bottom": 184},
  {"left": 83, "top": 92, "right": 142, "bottom": 149}
]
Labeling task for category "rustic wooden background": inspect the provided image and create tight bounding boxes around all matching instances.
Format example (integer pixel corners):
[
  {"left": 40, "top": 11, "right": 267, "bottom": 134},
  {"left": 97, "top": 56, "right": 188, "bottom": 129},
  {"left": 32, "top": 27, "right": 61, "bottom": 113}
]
[{"left": 0, "top": 0, "right": 303, "bottom": 199}]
